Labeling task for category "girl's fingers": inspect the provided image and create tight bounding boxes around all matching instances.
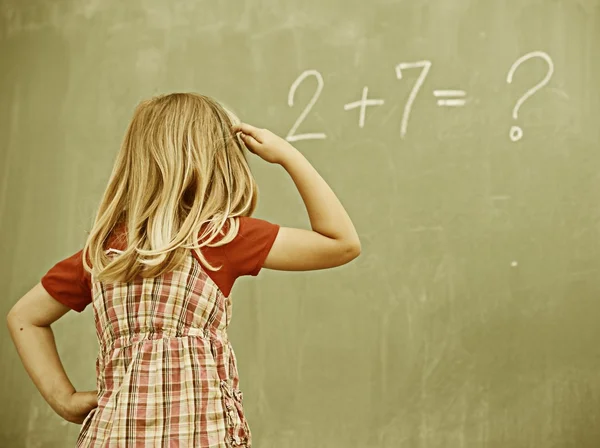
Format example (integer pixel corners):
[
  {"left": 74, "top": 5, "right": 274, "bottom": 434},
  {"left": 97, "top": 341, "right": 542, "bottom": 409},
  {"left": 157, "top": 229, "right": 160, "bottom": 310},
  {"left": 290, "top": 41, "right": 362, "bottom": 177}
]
[
  {"left": 238, "top": 133, "right": 260, "bottom": 151},
  {"left": 232, "top": 123, "right": 263, "bottom": 143}
]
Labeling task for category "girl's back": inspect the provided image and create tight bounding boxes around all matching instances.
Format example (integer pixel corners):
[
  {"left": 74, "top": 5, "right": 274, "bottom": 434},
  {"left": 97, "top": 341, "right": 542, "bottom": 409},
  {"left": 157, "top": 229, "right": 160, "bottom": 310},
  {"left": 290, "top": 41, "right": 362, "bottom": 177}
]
[
  {"left": 7, "top": 93, "right": 360, "bottom": 448},
  {"left": 47, "top": 217, "right": 276, "bottom": 446}
]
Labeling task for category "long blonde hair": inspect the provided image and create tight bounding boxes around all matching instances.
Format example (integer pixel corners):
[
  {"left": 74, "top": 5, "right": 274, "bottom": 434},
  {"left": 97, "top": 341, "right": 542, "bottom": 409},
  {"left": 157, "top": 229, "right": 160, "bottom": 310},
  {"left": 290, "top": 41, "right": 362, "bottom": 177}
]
[{"left": 83, "top": 93, "right": 258, "bottom": 283}]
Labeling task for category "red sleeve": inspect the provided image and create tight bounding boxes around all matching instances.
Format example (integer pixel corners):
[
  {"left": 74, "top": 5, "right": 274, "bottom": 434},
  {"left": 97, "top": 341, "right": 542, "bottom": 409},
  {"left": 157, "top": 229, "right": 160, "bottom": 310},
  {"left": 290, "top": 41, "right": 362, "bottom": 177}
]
[
  {"left": 199, "top": 217, "right": 280, "bottom": 297},
  {"left": 41, "top": 249, "right": 92, "bottom": 313}
]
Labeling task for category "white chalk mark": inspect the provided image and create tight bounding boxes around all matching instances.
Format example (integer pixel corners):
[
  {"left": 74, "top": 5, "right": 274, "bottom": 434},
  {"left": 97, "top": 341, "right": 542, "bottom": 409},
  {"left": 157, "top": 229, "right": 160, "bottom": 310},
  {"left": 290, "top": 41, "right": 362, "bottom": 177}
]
[
  {"left": 433, "top": 89, "right": 468, "bottom": 107},
  {"left": 437, "top": 99, "right": 467, "bottom": 107},
  {"left": 286, "top": 70, "right": 326, "bottom": 142},
  {"left": 433, "top": 90, "right": 466, "bottom": 97},
  {"left": 506, "top": 51, "right": 554, "bottom": 142},
  {"left": 507, "top": 51, "right": 554, "bottom": 119},
  {"left": 395, "top": 60, "right": 432, "bottom": 139},
  {"left": 547, "top": 87, "right": 569, "bottom": 99},
  {"left": 510, "top": 126, "right": 524, "bottom": 142},
  {"left": 511, "top": 261, "right": 518, "bottom": 267},
  {"left": 343, "top": 86, "right": 385, "bottom": 128}
]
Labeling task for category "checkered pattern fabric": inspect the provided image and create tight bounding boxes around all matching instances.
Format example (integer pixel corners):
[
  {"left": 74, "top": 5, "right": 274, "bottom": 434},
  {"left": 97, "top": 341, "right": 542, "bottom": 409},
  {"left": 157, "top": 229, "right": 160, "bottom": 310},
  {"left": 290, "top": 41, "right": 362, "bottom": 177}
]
[{"left": 76, "top": 250, "right": 252, "bottom": 447}]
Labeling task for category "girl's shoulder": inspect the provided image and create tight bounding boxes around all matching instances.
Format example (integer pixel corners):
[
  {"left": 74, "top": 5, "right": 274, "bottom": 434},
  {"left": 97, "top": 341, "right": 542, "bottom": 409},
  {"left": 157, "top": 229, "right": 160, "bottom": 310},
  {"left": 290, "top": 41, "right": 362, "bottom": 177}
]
[{"left": 197, "top": 216, "right": 280, "bottom": 297}]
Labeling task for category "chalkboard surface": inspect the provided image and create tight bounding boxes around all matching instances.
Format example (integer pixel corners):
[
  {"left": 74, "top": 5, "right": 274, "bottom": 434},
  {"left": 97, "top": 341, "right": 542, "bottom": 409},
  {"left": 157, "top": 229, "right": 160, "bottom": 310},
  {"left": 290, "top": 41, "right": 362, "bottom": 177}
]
[{"left": 1, "top": 1, "right": 599, "bottom": 447}]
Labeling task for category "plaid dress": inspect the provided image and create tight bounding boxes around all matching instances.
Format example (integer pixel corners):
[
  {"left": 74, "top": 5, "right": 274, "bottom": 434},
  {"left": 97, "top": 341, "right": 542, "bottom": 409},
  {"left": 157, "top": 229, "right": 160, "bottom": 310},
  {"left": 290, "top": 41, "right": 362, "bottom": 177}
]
[{"left": 76, "top": 249, "right": 252, "bottom": 447}]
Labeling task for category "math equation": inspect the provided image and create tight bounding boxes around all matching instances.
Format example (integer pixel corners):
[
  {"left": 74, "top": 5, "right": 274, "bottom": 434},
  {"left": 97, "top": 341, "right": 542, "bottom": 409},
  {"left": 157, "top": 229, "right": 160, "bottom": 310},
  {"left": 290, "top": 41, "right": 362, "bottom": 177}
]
[{"left": 284, "top": 51, "right": 555, "bottom": 143}]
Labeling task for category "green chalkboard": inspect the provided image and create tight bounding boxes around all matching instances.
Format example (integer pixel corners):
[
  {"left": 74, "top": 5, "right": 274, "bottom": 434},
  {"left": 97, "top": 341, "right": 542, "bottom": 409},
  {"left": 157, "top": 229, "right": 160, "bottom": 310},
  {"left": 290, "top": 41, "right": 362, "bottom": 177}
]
[{"left": 1, "top": 1, "right": 599, "bottom": 447}]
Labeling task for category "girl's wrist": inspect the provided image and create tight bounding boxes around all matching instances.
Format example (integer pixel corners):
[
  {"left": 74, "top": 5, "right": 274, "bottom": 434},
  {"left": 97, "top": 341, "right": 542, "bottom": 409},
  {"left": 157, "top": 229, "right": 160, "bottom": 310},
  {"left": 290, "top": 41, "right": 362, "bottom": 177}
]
[{"left": 278, "top": 144, "right": 302, "bottom": 169}]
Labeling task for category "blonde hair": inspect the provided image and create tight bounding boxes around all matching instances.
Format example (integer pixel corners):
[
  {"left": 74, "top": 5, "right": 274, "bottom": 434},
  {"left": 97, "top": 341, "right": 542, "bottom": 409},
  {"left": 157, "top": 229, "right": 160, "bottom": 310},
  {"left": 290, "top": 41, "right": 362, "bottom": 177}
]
[{"left": 83, "top": 93, "right": 258, "bottom": 283}]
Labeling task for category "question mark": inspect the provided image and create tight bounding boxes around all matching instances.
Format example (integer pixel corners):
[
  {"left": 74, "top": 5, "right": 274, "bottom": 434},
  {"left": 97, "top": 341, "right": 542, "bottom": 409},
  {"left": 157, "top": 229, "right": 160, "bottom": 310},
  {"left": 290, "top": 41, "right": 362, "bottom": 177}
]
[{"left": 506, "top": 51, "right": 554, "bottom": 142}]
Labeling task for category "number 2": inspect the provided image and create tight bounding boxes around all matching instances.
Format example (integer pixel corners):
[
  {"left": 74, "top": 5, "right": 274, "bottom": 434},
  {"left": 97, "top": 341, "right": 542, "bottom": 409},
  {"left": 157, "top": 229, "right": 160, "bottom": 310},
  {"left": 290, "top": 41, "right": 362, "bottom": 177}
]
[{"left": 286, "top": 70, "right": 326, "bottom": 142}]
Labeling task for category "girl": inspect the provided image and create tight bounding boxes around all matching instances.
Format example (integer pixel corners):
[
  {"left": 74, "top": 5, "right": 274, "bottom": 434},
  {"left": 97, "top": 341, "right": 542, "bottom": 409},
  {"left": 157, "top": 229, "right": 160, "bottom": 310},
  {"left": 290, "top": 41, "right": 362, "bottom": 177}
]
[{"left": 6, "top": 93, "right": 360, "bottom": 447}]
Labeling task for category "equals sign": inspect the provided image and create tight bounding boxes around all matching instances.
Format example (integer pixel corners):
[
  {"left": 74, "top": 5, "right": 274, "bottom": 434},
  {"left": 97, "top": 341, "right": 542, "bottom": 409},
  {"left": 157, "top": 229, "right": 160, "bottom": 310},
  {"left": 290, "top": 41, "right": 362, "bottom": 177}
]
[{"left": 433, "top": 90, "right": 467, "bottom": 107}]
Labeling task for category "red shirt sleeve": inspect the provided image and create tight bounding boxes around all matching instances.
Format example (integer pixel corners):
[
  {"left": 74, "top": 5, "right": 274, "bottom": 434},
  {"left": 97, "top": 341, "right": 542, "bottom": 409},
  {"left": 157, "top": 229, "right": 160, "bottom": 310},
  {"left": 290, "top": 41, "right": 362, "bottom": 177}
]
[
  {"left": 199, "top": 216, "right": 280, "bottom": 297},
  {"left": 41, "top": 218, "right": 278, "bottom": 309},
  {"left": 41, "top": 249, "right": 92, "bottom": 313}
]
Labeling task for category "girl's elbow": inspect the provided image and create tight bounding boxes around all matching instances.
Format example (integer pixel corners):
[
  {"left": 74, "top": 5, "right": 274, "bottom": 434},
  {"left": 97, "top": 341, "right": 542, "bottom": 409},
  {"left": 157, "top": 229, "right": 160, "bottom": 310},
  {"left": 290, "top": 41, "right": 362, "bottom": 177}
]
[{"left": 342, "top": 240, "right": 361, "bottom": 263}]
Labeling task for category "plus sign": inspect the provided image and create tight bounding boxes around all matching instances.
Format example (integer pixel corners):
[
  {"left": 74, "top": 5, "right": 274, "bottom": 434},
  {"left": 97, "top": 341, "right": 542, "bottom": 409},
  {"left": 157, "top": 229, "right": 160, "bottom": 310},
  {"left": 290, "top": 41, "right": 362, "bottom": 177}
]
[{"left": 343, "top": 86, "right": 385, "bottom": 128}]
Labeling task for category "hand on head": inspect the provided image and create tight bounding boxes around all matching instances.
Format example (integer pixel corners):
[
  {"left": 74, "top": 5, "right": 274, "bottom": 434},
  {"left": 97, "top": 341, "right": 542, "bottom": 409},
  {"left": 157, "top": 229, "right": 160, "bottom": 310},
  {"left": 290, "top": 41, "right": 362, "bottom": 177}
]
[{"left": 232, "top": 123, "right": 294, "bottom": 165}]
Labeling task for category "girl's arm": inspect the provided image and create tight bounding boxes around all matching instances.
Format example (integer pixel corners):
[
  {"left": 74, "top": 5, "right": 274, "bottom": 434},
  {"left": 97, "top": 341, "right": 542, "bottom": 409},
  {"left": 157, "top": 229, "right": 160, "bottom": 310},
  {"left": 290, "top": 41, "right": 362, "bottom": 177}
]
[
  {"left": 6, "top": 283, "right": 97, "bottom": 424},
  {"left": 234, "top": 123, "right": 361, "bottom": 271}
]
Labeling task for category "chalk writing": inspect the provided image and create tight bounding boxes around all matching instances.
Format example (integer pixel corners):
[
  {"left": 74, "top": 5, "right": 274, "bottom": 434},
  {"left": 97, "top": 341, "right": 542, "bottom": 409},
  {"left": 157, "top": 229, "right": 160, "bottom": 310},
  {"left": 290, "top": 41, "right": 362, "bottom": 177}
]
[
  {"left": 282, "top": 53, "right": 557, "bottom": 143},
  {"left": 343, "top": 86, "right": 385, "bottom": 128},
  {"left": 433, "top": 90, "right": 467, "bottom": 107},
  {"left": 286, "top": 70, "right": 326, "bottom": 142},
  {"left": 506, "top": 51, "right": 554, "bottom": 142},
  {"left": 395, "top": 61, "right": 432, "bottom": 139}
]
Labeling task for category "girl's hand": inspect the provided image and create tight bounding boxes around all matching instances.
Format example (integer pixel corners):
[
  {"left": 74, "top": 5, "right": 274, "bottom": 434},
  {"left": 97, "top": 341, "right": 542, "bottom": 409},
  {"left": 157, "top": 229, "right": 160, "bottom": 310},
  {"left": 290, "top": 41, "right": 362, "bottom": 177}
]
[
  {"left": 60, "top": 390, "right": 98, "bottom": 424},
  {"left": 232, "top": 123, "right": 295, "bottom": 165}
]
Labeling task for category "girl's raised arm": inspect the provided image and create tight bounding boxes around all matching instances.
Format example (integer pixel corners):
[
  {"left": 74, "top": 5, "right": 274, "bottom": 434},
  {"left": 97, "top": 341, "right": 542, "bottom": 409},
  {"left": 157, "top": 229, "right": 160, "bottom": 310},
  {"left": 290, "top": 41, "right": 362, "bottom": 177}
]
[{"left": 234, "top": 123, "right": 361, "bottom": 271}]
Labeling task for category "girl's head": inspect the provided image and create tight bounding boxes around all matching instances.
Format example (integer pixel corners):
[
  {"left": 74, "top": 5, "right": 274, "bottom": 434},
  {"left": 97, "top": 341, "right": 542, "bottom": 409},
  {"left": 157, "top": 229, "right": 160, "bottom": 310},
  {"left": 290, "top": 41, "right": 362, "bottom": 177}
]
[{"left": 83, "top": 92, "right": 257, "bottom": 282}]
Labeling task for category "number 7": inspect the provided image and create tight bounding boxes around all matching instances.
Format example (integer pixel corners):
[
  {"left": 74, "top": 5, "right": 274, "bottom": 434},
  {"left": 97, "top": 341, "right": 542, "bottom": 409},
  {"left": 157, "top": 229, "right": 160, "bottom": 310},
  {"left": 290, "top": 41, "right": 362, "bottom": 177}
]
[{"left": 395, "top": 61, "right": 432, "bottom": 139}]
